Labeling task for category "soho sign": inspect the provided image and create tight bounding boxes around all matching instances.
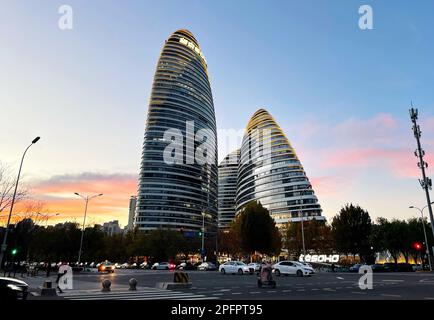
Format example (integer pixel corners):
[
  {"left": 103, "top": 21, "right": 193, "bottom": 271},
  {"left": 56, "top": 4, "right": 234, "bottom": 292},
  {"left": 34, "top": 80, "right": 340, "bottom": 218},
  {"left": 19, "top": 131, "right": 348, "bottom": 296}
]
[{"left": 299, "top": 254, "right": 340, "bottom": 263}]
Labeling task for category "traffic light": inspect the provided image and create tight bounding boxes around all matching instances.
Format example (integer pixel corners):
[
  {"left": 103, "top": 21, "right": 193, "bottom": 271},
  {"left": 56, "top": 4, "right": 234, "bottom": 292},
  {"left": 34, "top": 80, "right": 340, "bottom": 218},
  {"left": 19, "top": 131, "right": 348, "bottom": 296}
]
[
  {"left": 413, "top": 242, "right": 423, "bottom": 251},
  {"left": 198, "top": 231, "right": 203, "bottom": 237},
  {"left": 11, "top": 248, "right": 18, "bottom": 256}
]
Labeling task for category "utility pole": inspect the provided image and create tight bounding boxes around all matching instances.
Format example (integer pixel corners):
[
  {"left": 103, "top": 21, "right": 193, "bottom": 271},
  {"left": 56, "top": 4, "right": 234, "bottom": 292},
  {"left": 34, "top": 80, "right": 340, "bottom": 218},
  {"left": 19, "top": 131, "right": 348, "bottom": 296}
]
[
  {"left": 409, "top": 204, "right": 434, "bottom": 271},
  {"left": 0, "top": 137, "right": 40, "bottom": 269},
  {"left": 299, "top": 189, "right": 306, "bottom": 255},
  {"left": 74, "top": 193, "right": 103, "bottom": 265},
  {"left": 410, "top": 106, "right": 434, "bottom": 255}
]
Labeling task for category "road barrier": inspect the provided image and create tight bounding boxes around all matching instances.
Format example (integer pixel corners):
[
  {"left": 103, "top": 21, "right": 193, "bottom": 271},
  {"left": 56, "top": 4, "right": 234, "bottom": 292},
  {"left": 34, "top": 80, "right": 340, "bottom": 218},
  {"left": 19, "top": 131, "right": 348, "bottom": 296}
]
[
  {"left": 129, "top": 278, "right": 138, "bottom": 291},
  {"left": 174, "top": 271, "right": 189, "bottom": 283},
  {"left": 101, "top": 279, "right": 111, "bottom": 292}
]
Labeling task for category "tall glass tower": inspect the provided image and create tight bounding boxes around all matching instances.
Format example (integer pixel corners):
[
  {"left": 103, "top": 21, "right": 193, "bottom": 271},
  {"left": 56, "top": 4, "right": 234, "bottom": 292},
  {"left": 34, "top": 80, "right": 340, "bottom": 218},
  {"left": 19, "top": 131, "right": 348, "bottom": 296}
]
[
  {"left": 236, "top": 109, "right": 323, "bottom": 228},
  {"left": 135, "top": 30, "right": 218, "bottom": 233},
  {"left": 218, "top": 149, "right": 240, "bottom": 230}
]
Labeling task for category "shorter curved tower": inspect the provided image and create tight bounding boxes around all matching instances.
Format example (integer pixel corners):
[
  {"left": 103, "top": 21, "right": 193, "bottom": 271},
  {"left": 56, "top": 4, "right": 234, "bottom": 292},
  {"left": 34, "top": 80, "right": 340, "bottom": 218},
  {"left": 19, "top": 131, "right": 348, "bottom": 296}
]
[
  {"left": 218, "top": 149, "right": 240, "bottom": 229},
  {"left": 236, "top": 109, "right": 323, "bottom": 228}
]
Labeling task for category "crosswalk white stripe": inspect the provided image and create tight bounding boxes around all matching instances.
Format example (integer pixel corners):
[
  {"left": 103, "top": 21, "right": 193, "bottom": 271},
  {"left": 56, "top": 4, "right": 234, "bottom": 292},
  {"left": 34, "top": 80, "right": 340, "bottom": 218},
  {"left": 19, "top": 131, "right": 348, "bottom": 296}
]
[
  {"left": 70, "top": 294, "right": 211, "bottom": 301},
  {"left": 65, "top": 292, "right": 195, "bottom": 299},
  {"left": 62, "top": 290, "right": 174, "bottom": 297},
  {"left": 62, "top": 289, "right": 218, "bottom": 300}
]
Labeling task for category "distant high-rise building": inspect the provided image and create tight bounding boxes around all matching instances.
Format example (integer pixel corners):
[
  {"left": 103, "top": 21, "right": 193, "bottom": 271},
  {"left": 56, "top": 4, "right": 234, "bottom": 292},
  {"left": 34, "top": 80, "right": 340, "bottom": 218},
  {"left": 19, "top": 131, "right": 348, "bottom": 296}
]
[
  {"left": 236, "top": 109, "right": 324, "bottom": 228},
  {"left": 218, "top": 149, "right": 240, "bottom": 230},
  {"left": 102, "top": 220, "right": 122, "bottom": 236},
  {"left": 135, "top": 30, "right": 218, "bottom": 232},
  {"left": 127, "top": 196, "right": 137, "bottom": 230}
]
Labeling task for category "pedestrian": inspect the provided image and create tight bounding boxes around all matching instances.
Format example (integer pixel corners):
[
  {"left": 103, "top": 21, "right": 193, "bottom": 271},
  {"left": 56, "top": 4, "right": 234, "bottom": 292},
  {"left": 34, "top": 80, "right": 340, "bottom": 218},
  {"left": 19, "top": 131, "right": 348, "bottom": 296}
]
[
  {"left": 331, "top": 263, "right": 335, "bottom": 273},
  {"left": 55, "top": 269, "right": 67, "bottom": 293}
]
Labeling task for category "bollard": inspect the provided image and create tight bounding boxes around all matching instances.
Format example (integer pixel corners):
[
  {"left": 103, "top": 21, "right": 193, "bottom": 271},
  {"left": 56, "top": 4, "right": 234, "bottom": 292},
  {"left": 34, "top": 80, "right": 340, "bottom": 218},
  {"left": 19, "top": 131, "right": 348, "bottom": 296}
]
[
  {"left": 101, "top": 279, "right": 111, "bottom": 292},
  {"left": 129, "top": 278, "right": 138, "bottom": 291}
]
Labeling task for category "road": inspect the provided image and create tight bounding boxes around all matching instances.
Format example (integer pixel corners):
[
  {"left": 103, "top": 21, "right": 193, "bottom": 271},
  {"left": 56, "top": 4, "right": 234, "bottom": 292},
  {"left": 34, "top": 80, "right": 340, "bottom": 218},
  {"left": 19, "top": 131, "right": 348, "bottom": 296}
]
[{"left": 22, "top": 269, "right": 434, "bottom": 300}]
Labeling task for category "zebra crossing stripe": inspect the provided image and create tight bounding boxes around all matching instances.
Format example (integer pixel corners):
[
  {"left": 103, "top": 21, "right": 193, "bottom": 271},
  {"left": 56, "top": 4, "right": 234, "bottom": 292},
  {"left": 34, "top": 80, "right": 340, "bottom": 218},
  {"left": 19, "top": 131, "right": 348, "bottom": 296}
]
[{"left": 61, "top": 289, "right": 218, "bottom": 300}]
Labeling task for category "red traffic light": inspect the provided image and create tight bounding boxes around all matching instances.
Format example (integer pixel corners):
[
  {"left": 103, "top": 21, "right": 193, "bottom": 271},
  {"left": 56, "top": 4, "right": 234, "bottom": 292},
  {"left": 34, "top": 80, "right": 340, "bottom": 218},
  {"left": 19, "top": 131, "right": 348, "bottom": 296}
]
[{"left": 413, "top": 242, "right": 422, "bottom": 250}]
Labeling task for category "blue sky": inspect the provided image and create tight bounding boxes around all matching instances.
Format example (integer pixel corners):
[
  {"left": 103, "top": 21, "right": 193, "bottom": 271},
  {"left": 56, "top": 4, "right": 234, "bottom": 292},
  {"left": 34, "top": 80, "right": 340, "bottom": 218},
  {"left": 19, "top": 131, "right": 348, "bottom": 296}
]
[{"left": 1, "top": 0, "right": 434, "bottom": 225}]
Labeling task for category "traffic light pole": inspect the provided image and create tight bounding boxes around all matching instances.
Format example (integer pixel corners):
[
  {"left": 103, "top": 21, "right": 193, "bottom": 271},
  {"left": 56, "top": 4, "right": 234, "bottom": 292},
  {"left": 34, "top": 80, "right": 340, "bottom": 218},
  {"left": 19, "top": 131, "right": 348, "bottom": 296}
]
[{"left": 410, "top": 108, "right": 434, "bottom": 254}]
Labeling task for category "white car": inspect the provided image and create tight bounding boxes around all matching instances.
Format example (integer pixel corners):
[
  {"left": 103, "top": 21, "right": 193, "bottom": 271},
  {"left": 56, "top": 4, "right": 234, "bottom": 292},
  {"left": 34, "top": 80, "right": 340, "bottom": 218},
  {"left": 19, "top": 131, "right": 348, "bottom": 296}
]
[
  {"left": 247, "top": 263, "right": 262, "bottom": 272},
  {"left": 297, "top": 262, "right": 315, "bottom": 274},
  {"left": 219, "top": 261, "right": 253, "bottom": 275},
  {"left": 272, "top": 261, "right": 312, "bottom": 277}
]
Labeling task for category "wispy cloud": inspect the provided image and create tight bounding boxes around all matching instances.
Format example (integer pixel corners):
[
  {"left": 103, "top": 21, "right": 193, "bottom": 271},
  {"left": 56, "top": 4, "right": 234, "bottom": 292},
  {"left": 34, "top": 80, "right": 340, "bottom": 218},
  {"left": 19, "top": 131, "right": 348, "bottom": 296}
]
[{"left": 24, "top": 172, "right": 138, "bottom": 226}]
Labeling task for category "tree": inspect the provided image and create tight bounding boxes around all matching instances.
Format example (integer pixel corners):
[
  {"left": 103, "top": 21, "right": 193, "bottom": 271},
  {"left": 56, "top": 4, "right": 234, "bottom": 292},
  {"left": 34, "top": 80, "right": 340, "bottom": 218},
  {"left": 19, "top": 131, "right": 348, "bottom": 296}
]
[
  {"left": 0, "top": 162, "right": 27, "bottom": 214},
  {"left": 218, "top": 229, "right": 242, "bottom": 257},
  {"left": 146, "top": 229, "right": 187, "bottom": 262},
  {"left": 331, "top": 204, "right": 372, "bottom": 261},
  {"left": 231, "top": 201, "right": 281, "bottom": 256},
  {"left": 283, "top": 220, "right": 333, "bottom": 257}
]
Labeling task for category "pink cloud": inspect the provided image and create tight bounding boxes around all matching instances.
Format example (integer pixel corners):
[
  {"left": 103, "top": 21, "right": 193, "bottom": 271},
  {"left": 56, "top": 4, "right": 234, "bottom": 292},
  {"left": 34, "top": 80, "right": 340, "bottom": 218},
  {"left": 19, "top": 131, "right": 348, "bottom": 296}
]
[
  {"left": 320, "top": 147, "right": 433, "bottom": 179},
  {"left": 23, "top": 172, "right": 138, "bottom": 225}
]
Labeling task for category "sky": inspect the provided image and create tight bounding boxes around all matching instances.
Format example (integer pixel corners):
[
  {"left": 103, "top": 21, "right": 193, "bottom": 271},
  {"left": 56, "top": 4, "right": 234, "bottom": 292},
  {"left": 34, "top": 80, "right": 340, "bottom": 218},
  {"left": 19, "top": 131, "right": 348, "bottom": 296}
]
[{"left": 1, "top": 0, "right": 434, "bottom": 227}]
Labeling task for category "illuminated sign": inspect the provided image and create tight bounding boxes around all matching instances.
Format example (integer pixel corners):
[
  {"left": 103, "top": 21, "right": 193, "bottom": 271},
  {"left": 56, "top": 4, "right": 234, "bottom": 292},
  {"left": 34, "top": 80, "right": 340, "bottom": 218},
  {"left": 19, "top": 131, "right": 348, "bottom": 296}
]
[
  {"left": 299, "top": 254, "right": 340, "bottom": 263},
  {"left": 179, "top": 37, "right": 207, "bottom": 64}
]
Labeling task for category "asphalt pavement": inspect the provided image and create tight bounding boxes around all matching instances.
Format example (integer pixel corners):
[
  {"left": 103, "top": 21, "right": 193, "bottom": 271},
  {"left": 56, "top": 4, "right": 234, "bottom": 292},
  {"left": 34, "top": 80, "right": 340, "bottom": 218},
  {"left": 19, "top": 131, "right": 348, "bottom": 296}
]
[{"left": 18, "top": 268, "right": 434, "bottom": 300}]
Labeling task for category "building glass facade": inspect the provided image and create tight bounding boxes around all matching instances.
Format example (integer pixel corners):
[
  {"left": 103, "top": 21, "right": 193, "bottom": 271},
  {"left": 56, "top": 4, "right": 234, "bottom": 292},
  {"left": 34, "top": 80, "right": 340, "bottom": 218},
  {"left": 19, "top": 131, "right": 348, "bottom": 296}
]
[
  {"left": 236, "top": 109, "right": 323, "bottom": 228},
  {"left": 218, "top": 149, "right": 240, "bottom": 230},
  {"left": 135, "top": 30, "right": 218, "bottom": 232}
]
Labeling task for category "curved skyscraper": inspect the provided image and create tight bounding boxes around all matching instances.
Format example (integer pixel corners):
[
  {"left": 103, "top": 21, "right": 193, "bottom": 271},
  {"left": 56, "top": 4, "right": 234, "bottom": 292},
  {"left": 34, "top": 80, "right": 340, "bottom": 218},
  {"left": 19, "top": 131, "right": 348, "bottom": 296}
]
[
  {"left": 218, "top": 149, "right": 240, "bottom": 230},
  {"left": 236, "top": 109, "right": 323, "bottom": 228},
  {"left": 135, "top": 30, "right": 218, "bottom": 232}
]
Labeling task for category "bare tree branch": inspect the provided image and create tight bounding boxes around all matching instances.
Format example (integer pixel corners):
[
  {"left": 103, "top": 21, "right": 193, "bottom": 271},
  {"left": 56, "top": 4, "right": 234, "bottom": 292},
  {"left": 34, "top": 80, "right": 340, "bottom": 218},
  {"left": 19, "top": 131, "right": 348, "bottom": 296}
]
[{"left": 0, "top": 161, "right": 28, "bottom": 213}]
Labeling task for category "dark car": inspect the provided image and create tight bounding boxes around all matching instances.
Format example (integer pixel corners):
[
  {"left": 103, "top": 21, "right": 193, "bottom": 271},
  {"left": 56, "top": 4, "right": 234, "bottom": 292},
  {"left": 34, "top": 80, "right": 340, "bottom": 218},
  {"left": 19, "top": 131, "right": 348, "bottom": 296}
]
[
  {"left": 197, "top": 262, "right": 217, "bottom": 271},
  {"left": 176, "top": 262, "right": 197, "bottom": 270},
  {"left": 0, "top": 277, "right": 29, "bottom": 300},
  {"left": 383, "top": 263, "right": 398, "bottom": 272},
  {"left": 349, "top": 264, "right": 363, "bottom": 272},
  {"left": 98, "top": 262, "right": 115, "bottom": 273},
  {"left": 397, "top": 263, "right": 414, "bottom": 272},
  {"left": 371, "top": 264, "right": 385, "bottom": 272}
]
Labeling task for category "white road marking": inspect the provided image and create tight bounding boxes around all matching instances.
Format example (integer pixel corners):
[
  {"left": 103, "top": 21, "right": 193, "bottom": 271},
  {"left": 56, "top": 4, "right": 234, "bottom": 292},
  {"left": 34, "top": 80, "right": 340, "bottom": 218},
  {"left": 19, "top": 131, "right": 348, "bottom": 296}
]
[
  {"left": 337, "top": 277, "right": 345, "bottom": 280},
  {"left": 381, "top": 294, "right": 402, "bottom": 298}
]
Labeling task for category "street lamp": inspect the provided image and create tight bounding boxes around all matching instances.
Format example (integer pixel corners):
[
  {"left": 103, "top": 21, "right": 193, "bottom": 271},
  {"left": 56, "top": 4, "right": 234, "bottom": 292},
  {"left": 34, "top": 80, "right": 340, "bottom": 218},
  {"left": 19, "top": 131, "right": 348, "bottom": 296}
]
[
  {"left": 37, "top": 212, "right": 60, "bottom": 227},
  {"left": 298, "top": 187, "right": 311, "bottom": 256},
  {"left": 410, "top": 202, "right": 434, "bottom": 271},
  {"left": 0, "top": 137, "right": 40, "bottom": 268},
  {"left": 75, "top": 193, "right": 103, "bottom": 265}
]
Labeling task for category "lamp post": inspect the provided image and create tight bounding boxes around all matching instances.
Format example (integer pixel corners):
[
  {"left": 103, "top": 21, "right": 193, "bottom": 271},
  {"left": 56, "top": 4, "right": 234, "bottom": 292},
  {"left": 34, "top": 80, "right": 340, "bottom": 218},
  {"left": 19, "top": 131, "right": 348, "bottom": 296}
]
[
  {"left": 299, "top": 187, "right": 310, "bottom": 256},
  {"left": 410, "top": 202, "right": 434, "bottom": 271},
  {"left": 410, "top": 107, "right": 434, "bottom": 244},
  {"left": 201, "top": 211, "right": 212, "bottom": 260},
  {"left": 0, "top": 137, "right": 40, "bottom": 269},
  {"left": 37, "top": 212, "right": 60, "bottom": 228},
  {"left": 75, "top": 193, "right": 103, "bottom": 265}
]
